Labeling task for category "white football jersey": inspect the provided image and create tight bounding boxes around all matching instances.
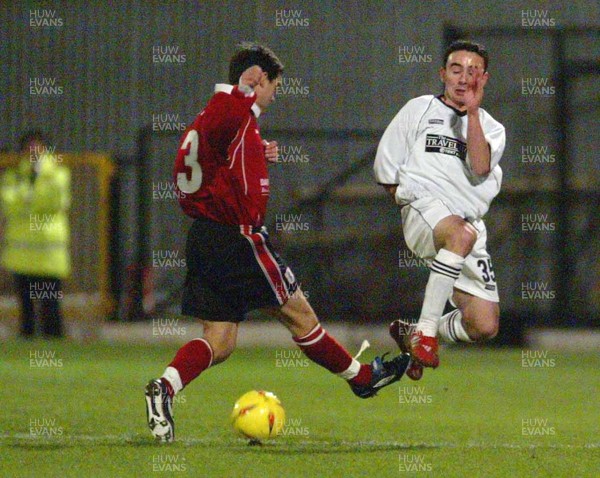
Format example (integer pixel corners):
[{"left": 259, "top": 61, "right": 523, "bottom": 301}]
[{"left": 374, "top": 95, "right": 505, "bottom": 221}]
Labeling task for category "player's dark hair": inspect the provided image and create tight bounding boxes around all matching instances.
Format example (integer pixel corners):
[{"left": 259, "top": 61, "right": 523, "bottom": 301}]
[
  {"left": 443, "top": 40, "right": 489, "bottom": 71},
  {"left": 228, "top": 42, "right": 284, "bottom": 84},
  {"left": 18, "top": 129, "right": 48, "bottom": 152}
]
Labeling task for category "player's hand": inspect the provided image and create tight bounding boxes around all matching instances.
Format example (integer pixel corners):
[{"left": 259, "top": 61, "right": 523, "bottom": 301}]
[
  {"left": 239, "top": 65, "right": 264, "bottom": 92},
  {"left": 263, "top": 140, "right": 279, "bottom": 163},
  {"left": 463, "top": 67, "right": 489, "bottom": 113}
]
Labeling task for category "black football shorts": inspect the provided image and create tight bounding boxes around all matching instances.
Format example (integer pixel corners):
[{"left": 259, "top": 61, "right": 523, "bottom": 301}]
[{"left": 182, "top": 215, "right": 299, "bottom": 322}]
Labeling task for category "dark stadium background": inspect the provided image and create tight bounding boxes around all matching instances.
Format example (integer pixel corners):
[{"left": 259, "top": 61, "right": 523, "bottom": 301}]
[{"left": 1, "top": 1, "right": 598, "bottom": 344}]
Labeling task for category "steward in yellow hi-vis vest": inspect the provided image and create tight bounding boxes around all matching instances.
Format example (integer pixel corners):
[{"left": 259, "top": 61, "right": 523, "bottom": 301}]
[{"left": 0, "top": 131, "right": 71, "bottom": 337}]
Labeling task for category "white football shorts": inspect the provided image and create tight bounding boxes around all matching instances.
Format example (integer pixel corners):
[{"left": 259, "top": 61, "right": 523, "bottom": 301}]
[{"left": 400, "top": 196, "right": 499, "bottom": 303}]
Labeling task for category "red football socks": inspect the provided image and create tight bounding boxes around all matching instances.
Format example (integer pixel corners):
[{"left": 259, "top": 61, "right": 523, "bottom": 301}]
[
  {"left": 168, "top": 338, "right": 214, "bottom": 388},
  {"left": 353, "top": 364, "right": 373, "bottom": 387},
  {"left": 164, "top": 327, "right": 372, "bottom": 392},
  {"left": 293, "top": 324, "right": 372, "bottom": 386}
]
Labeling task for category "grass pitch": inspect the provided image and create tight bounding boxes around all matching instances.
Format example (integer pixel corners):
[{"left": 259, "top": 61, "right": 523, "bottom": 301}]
[{"left": 1, "top": 339, "right": 598, "bottom": 477}]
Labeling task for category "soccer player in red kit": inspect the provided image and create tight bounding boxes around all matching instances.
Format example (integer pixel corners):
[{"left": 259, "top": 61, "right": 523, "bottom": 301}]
[{"left": 145, "top": 43, "right": 410, "bottom": 442}]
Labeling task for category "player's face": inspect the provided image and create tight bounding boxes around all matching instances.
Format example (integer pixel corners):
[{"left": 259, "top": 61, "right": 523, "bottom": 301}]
[
  {"left": 440, "top": 50, "right": 486, "bottom": 108},
  {"left": 255, "top": 75, "right": 281, "bottom": 111}
]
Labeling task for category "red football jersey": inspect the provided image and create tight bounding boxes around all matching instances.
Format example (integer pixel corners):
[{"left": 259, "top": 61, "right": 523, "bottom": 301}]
[{"left": 173, "top": 84, "right": 270, "bottom": 227}]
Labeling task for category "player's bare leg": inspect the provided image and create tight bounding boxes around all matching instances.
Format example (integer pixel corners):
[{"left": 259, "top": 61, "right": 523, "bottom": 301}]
[
  {"left": 146, "top": 320, "right": 238, "bottom": 442},
  {"left": 200, "top": 320, "right": 239, "bottom": 364},
  {"left": 438, "top": 289, "right": 499, "bottom": 343},
  {"left": 266, "top": 289, "right": 410, "bottom": 398},
  {"left": 265, "top": 289, "right": 371, "bottom": 385},
  {"left": 161, "top": 320, "right": 238, "bottom": 394},
  {"left": 268, "top": 288, "right": 318, "bottom": 337},
  {"left": 411, "top": 215, "right": 476, "bottom": 368}
]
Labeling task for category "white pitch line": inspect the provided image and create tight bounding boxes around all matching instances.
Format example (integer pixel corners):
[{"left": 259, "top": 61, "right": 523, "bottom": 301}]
[{"left": 1, "top": 434, "right": 598, "bottom": 449}]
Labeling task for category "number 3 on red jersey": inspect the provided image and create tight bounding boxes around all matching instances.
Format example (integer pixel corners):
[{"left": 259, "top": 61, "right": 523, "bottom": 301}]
[{"left": 177, "top": 130, "right": 202, "bottom": 194}]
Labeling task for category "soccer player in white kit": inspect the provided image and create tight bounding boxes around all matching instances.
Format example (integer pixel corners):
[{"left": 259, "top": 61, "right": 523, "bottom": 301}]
[{"left": 374, "top": 41, "right": 506, "bottom": 375}]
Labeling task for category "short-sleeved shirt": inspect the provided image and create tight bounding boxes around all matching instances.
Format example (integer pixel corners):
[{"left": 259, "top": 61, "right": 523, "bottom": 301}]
[{"left": 374, "top": 95, "right": 506, "bottom": 221}]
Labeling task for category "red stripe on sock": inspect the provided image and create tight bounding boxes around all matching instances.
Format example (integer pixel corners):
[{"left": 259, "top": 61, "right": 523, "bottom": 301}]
[
  {"left": 294, "top": 328, "right": 352, "bottom": 374},
  {"left": 168, "top": 339, "right": 213, "bottom": 387}
]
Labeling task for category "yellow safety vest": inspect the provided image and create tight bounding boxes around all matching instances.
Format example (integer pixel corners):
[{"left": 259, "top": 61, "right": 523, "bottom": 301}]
[{"left": 0, "top": 155, "right": 71, "bottom": 278}]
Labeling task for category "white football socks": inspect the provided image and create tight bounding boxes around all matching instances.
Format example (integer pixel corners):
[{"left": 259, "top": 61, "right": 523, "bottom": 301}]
[
  {"left": 162, "top": 366, "right": 183, "bottom": 395},
  {"left": 416, "top": 249, "right": 465, "bottom": 337},
  {"left": 438, "top": 309, "right": 473, "bottom": 343}
]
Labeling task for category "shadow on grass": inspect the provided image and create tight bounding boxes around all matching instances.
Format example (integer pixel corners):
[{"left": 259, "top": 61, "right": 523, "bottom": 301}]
[
  {"left": 2, "top": 434, "right": 159, "bottom": 450},
  {"left": 231, "top": 441, "right": 445, "bottom": 455},
  {"left": 2, "top": 434, "right": 445, "bottom": 454}
]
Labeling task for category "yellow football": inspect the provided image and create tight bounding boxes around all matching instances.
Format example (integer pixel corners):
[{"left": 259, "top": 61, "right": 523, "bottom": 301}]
[{"left": 230, "top": 390, "right": 285, "bottom": 441}]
